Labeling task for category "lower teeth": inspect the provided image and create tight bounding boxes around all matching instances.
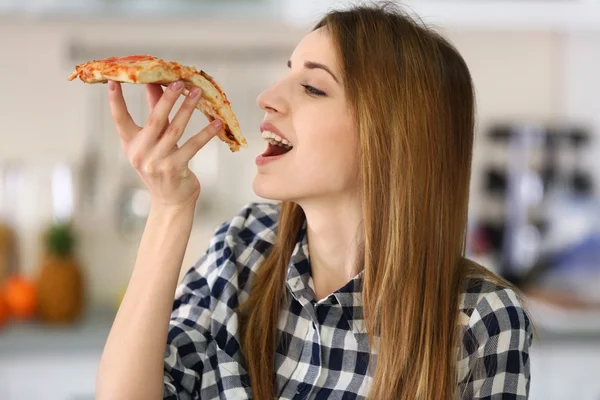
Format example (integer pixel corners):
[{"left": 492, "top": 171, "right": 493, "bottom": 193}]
[{"left": 267, "top": 141, "right": 291, "bottom": 150}]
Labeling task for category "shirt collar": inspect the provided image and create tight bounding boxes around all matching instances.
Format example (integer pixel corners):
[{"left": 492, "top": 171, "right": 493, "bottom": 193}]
[{"left": 285, "top": 220, "right": 367, "bottom": 337}]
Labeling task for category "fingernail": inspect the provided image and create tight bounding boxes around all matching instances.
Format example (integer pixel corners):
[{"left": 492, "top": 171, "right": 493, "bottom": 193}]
[
  {"left": 170, "top": 81, "right": 184, "bottom": 91},
  {"left": 211, "top": 119, "right": 222, "bottom": 129},
  {"left": 108, "top": 81, "right": 116, "bottom": 91},
  {"left": 189, "top": 87, "right": 201, "bottom": 98}
]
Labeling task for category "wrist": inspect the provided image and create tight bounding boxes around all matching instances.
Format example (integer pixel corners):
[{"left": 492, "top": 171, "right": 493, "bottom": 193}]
[
  {"left": 149, "top": 201, "right": 196, "bottom": 221},
  {"left": 150, "top": 195, "right": 198, "bottom": 216}
]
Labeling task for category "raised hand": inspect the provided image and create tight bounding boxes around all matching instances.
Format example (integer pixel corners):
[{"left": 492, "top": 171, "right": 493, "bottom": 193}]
[{"left": 108, "top": 80, "right": 222, "bottom": 209}]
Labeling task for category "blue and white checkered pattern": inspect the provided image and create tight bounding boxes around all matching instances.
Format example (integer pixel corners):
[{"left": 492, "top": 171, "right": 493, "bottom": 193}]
[{"left": 164, "top": 202, "right": 533, "bottom": 399}]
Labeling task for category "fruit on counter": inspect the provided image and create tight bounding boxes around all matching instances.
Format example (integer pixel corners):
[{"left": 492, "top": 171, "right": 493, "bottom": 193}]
[
  {"left": 36, "top": 221, "right": 84, "bottom": 324},
  {"left": 0, "top": 291, "right": 9, "bottom": 328},
  {"left": 0, "top": 221, "right": 19, "bottom": 283},
  {"left": 2, "top": 274, "right": 37, "bottom": 319}
]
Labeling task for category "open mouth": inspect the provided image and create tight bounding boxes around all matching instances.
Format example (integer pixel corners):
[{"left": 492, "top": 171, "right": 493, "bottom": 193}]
[{"left": 261, "top": 130, "right": 293, "bottom": 157}]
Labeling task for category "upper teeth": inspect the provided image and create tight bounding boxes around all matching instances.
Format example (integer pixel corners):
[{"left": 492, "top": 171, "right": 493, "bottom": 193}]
[{"left": 261, "top": 130, "right": 292, "bottom": 148}]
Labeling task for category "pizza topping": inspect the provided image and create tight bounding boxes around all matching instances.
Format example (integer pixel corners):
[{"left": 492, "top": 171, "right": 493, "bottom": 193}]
[
  {"left": 225, "top": 130, "right": 237, "bottom": 141},
  {"left": 103, "top": 55, "right": 156, "bottom": 63}
]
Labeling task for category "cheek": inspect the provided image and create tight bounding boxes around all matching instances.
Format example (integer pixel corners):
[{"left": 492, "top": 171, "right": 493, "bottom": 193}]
[{"left": 296, "top": 114, "right": 358, "bottom": 178}]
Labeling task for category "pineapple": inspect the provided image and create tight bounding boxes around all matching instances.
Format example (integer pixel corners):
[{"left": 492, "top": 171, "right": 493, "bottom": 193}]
[
  {"left": 0, "top": 221, "right": 18, "bottom": 283},
  {"left": 36, "top": 221, "right": 84, "bottom": 323}
]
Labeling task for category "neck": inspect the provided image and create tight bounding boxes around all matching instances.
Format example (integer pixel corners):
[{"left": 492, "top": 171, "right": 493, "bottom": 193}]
[{"left": 298, "top": 194, "right": 362, "bottom": 300}]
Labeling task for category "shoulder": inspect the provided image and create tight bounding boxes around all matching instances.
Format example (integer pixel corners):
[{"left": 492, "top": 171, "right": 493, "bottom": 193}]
[
  {"left": 165, "top": 202, "right": 278, "bottom": 398},
  {"left": 214, "top": 201, "right": 281, "bottom": 249},
  {"left": 456, "top": 276, "right": 534, "bottom": 398},
  {"left": 176, "top": 201, "right": 281, "bottom": 302},
  {"left": 206, "top": 201, "right": 280, "bottom": 275},
  {"left": 169, "top": 201, "right": 282, "bottom": 349},
  {"left": 458, "top": 277, "right": 531, "bottom": 335}
]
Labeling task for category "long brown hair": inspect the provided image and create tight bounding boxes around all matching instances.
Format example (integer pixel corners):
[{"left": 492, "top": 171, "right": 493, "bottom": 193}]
[{"left": 239, "top": 3, "right": 516, "bottom": 399}]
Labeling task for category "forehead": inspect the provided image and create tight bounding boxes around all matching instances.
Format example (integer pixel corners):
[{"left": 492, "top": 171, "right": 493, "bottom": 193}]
[{"left": 290, "top": 27, "right": 339, "bottom": 71}]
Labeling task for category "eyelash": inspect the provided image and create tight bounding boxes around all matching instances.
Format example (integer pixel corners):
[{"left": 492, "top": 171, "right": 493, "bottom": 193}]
[{"left": 302, "top": 84, "right": 326, "bottom": 97}]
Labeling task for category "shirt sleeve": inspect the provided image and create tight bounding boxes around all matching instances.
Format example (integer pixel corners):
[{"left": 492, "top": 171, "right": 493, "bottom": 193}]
[
  {"left": 162, "top": 202, "right": 276, "bottom": 399},
  {"left": 163, "top": 217, "right": 248, "bottom": 400},
  {"left": 162, "top": 236, "right": 219, "bottom": 400},
  {"left": 458, "top": 287, "right": 534, "bottom": 399}
]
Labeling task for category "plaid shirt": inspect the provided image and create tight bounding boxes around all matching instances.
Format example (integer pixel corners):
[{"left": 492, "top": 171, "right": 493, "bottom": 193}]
[{"left": 164, "top": 202, "right": 533, "bottom": 399}]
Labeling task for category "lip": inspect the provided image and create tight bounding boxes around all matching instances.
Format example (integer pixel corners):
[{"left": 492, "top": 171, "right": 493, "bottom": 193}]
[
  {"left": 255, "top": 152, "right": 288, "bottom": 167},
  {"left": 260, "top": 121, "right": 292, "bottom": 145}
]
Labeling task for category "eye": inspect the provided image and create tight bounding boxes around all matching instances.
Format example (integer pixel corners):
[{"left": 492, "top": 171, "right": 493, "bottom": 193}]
[{"left": 302, "top": 84, "right": 326, "bottom": 96}]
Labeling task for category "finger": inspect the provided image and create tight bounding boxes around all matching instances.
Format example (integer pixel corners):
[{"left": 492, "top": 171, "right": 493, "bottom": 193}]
[
  {"left": 108, "top": 81, "right": 140, "bottom": 142},
  {"left": 145, "top": 83, "right": 164, "bottom": 111},
  {"left": 153, "top": 87, "right": 202, "bottom": 157},
  {"left": 172, "top": 119, "right": 222, "bottom": 164},
  {"left": 143, "top": 80, "right": 185, "bottom": 141}
]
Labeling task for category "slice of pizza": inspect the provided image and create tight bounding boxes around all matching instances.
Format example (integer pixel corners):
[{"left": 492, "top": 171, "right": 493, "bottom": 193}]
[{"left": 68, "top": 55, "right": 247, "bottom": 152}]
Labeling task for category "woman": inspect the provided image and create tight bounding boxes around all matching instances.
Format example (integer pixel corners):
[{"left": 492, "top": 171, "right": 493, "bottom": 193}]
[{"left": 96, "top": 3, "right": 533, "bottom": 400}]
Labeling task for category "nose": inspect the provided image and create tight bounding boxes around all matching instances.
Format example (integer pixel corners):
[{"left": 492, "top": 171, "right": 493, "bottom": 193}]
[{"left": 256, "top": 80, "right": 287, "bottom": 115}]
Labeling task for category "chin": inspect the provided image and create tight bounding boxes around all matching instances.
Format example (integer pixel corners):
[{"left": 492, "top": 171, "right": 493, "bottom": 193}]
[
  {"left": 253, "top": 174, "right": 284, "bottom": 201},
  {"left": 252, "top": 174, "right": 299, "bottom": 202}
]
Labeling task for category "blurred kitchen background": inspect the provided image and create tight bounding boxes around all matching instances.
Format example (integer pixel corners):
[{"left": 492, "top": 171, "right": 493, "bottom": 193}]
[{"left": 1, "top": 0, "right": 600, "bottom": 399}]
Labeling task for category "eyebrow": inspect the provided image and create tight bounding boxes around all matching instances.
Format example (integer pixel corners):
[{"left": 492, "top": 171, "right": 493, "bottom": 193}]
[{"left": 287, "top": 60, "right": 340, "bottom": 84}]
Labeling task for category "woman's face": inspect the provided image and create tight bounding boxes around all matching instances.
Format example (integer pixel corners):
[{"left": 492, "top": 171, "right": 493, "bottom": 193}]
[{"left": 253, "top": 28, "right": 359, "bottom": 204}]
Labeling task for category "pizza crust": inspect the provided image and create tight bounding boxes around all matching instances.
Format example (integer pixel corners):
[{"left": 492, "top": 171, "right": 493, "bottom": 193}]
[{"left": 68, "top": 55, "right": 247, "bottom": 152}]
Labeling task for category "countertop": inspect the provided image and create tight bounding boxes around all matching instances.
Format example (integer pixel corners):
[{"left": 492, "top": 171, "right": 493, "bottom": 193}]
[{"left": 0, "top": 307, "right": 115, "bottom": 355}]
